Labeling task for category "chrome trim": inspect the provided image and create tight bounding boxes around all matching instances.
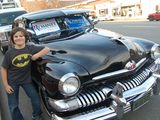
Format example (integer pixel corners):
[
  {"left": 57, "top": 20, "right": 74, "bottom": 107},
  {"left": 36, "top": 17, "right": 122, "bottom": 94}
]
[
  {"left": 48, "top": 97, "right": 81, "bottom": 112},
  {"left": 48, "top": 88, "right": 112, "bottom": 112},
  {"left": 155, "top": 58, "right": 160, "bottom": 64},
  {"left": 123, "top": 76, "right": 156, "bottom": 98},
  {"left": 48, "top": 74, "right": 157, "bottom": 112},
  {"left": 78, "top": 95, "right": 87, "bottom": 107},
  {"left": 151, "top": 44, "right": 160, "bottom": 59},
  {"left": 48, "top": 75, "right": 158, "bottom": 120},
  {"left": 153, "top": 74, "right": 160, "bottom": 78},
  {"left": 59, "top": 73, "right": 80, "bottom": 96},
  {"left": 52, "top": 107, "right": 117, "bottom": 120},
  {"left": 149, "top": 58, "right": 160, "bottom": 78},
  {"left": 112, "top": 69, "right": 150, "bottom": 91},
  {"left": 93, "top": 69, "right": 129, "bottom": 81},
  {"left": 93, "top": 58, "right": 147, "bottom": 81}
]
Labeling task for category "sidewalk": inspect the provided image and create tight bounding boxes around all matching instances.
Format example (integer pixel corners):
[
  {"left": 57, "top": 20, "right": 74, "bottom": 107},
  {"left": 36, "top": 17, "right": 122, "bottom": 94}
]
[{"left": 109, "top": 16, "right": 148, "bottom": 22}]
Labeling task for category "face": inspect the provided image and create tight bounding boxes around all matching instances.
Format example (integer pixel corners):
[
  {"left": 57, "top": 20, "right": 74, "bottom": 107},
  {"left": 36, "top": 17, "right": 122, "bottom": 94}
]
[{"left": 13, "top": 31, "right": 26, "bottom": 48}]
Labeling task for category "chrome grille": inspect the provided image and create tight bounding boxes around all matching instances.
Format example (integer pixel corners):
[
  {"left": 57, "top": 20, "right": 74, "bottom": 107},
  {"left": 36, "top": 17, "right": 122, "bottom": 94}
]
[
  {"left": 77, "top": 87, "right": 107, "bottom": 107},
  {"left": 105, "top": 69, "right": 151, "bottom": 91},
  {"left": 121, "top": 69, "right": 150, "bottom": 91},
  {"left": 77, "top": 68, "right": 151, "bottom": 108}
]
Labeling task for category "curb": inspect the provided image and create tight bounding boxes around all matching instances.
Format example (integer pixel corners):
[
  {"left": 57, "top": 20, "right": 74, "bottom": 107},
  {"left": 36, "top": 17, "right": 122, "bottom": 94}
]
[
  {"left": 102, "top": 17, "right": 148, "bottom": 22},
  {"left": 109, "top": 18, "right": 148, "bottom": 22}
]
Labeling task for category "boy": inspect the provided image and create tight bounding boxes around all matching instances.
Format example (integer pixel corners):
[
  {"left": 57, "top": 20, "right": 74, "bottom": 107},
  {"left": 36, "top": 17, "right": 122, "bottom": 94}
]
[{"left": 1, "top": 27, "right": 50, "bottom": 120}]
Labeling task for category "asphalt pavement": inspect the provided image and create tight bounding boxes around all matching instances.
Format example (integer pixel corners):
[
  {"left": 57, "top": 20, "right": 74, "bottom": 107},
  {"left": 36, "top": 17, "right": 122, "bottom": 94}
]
[{"left": 107, "top": 17, "right": 147, "bottom": 22}]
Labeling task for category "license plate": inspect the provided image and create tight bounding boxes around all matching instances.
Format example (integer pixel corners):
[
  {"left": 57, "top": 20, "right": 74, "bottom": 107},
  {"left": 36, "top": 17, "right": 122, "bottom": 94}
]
[{"left": 132, "top": 91, "right": 152, "bottom": 111}]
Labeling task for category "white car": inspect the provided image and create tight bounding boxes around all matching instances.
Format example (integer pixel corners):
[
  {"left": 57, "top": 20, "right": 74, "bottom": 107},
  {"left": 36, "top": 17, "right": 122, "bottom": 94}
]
[{"left": 0, "top": 8, "right": 27, "bottom": 54}]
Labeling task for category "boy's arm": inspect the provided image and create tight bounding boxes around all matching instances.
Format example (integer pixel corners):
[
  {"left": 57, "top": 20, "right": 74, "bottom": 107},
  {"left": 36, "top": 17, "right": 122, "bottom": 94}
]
[
  {"left": 1, "top": 67, "right": 14, "bottom": 94},
  {"left": 31, "top": 47, "right": 50, "bottom": 61},
  {"left": 1, "top": 67, "right": 8, "bottom": 87}
]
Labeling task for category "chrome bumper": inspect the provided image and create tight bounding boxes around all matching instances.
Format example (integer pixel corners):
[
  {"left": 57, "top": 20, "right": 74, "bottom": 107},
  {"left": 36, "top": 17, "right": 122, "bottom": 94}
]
[{"left": 49, "top": 75, "right": 160, "bottom": 120}]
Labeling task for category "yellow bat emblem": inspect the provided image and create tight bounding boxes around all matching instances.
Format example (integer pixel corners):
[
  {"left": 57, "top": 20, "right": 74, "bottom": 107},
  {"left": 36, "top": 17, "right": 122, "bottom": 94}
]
[{"left": 12, "top": 54, "right": 32, "bottom": 67}]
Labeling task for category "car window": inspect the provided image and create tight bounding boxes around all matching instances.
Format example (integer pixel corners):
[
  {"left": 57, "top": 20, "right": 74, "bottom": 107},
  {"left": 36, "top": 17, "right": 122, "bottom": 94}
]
[
  {"left": 28, "top": 14, "right": 91, "bottom": 42},
  {"left": 65, "top": 15, "right": 90, "bottom": 29},
  {"left": 0, "top": 11, "right": 26, "bottom": 26}
]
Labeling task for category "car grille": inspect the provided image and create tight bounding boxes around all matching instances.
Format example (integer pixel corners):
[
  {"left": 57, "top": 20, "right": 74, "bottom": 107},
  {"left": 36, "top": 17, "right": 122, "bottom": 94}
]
[
  {"left": 77, "top": 66, "right": 153, "bottom": 108},
  {"left": 77, "top": 87, "right": 107, "bottom": 107},
  {"left": 107, "top": 69, "right": 151, "bottom": 91}
]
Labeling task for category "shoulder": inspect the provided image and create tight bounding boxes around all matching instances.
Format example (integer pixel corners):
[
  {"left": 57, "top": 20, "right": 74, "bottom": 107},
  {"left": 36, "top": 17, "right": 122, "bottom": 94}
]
[
  {"left": 2, "top": 48, "right": 14, "bottom": 61},
  {"left": 5, "top": 48, "right": 14, "bottom": 56},
  {"left": 26, "top": 43, "right": 45, "bottom": 54}
]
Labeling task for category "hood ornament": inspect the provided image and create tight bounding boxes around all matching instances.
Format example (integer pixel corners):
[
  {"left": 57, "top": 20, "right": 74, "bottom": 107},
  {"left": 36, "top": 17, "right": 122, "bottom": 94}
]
[{"left": 125, "top": 60, "right": 136, "bottom": 70}]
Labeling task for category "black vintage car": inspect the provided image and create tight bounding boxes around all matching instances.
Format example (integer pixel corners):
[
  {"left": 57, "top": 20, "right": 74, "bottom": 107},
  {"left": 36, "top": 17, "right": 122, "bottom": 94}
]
[{"left": 14, "top": 9, "right": 160, "bottom": 120}]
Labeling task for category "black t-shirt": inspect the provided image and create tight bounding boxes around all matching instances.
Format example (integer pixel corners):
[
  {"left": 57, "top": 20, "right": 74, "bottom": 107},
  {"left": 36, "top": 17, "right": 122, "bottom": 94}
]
[{"left": 1, "top": 44, "right": 44, "bottom": 85}]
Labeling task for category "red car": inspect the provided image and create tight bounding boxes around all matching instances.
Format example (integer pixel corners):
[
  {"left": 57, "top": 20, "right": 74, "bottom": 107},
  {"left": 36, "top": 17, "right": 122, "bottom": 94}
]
[{"left": 148, "top": 11, "right": 160, "bottom": 21}]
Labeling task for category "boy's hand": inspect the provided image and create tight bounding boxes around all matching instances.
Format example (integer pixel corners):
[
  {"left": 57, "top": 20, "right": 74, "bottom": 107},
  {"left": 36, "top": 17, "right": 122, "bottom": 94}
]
[
  {"left": 31, "top": 54, "right": 38, "bottom": 61},
  {"left": 5, "top": 84, "right": 14, "bottom": 94}
]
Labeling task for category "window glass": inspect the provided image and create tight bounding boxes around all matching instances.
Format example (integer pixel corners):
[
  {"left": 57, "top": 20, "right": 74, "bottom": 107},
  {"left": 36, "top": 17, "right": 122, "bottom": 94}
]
[{"left": 0, "top": 11, "right": 26, "bottom": 26}]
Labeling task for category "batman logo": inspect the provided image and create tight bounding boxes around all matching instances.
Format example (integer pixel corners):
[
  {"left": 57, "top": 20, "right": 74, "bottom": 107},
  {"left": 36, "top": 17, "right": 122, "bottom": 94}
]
[{"left": 12, "top": 54, "right": 32, "bottom": 67}]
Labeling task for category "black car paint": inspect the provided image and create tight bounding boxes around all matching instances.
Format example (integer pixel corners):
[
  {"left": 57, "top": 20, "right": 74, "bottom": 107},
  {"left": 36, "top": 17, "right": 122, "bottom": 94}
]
[
  {"left": 31, "top": 31, "right": 155, "bottom": 100},
  {"left": 45, "top": 33, "right": 130, "bottom": 73}
]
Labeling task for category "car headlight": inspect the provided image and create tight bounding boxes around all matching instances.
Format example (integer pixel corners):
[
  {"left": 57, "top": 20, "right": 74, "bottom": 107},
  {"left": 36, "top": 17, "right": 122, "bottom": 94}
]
[
  {"left": 59, "top": 73, "right": 80, "bottom": 96},
  {"left": 151, "top": 44, "right": 160, "bottom": 60},
  {"left": 0, "top": 32, "right": 7, "bottom": 41}
]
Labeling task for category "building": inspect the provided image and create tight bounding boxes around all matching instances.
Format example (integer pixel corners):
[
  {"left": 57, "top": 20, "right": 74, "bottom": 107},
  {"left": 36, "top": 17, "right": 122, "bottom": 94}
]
[
  {"left": 16, "top": 0, "right": 160, "bottom": 19},
  {"left": 66, "top": 0, "right": 160, "bottom": 19},
  {"left": 19, "top": 0, "right": 87, "bottom": 12},
  {"left": 0, "top": 0, "right": 20, "bottom": 9}
]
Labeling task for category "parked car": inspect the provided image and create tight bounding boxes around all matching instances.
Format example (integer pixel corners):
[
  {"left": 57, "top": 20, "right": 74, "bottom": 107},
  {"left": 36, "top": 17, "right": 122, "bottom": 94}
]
[
  {"left": 0, "top": 8, "right": 27, "bottom": 54},
  {"left": 148, "top": 11, "right": 160, "bottom": 21},
  {"left": 14, "top": 8, "right": 160, "bottom": 120}
]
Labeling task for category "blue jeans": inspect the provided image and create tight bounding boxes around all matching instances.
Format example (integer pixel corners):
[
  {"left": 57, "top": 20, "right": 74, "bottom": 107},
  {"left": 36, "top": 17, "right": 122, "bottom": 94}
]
[{"left": 7, "top": 83, "right": 42, "bottom": 120}]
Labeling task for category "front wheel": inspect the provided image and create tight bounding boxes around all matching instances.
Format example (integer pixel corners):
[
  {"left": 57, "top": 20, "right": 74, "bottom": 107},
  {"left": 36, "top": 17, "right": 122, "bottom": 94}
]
[{"left": 148, "top": 16, "right": 154, "bottom": 21}]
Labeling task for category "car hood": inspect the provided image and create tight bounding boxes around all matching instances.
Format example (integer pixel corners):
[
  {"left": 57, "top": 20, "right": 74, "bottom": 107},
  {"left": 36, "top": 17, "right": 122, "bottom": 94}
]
[
  {"left": 46, "top": 33, "right": 132, "bottom": 76},
  {"left": 0, "top": 25, "right": 12, "bottom": 32}
]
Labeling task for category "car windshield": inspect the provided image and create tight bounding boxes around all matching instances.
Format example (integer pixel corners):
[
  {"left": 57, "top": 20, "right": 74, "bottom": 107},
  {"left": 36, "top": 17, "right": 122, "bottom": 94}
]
[
  {"left": 0, "top": 11, "right": 26, "bottom": 26},
  {"left": 29, "top": 14, "right": 92, "bottom": 42}
]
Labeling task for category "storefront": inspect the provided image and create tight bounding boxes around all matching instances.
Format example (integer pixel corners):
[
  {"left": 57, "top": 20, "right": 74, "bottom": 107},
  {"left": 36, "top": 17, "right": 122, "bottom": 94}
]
[
  {"left": 96, "top": 2, "right": 114, "bottom": 20},
  {"left": 119, "top": 0, "right": 142, "bottom": 17}
]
